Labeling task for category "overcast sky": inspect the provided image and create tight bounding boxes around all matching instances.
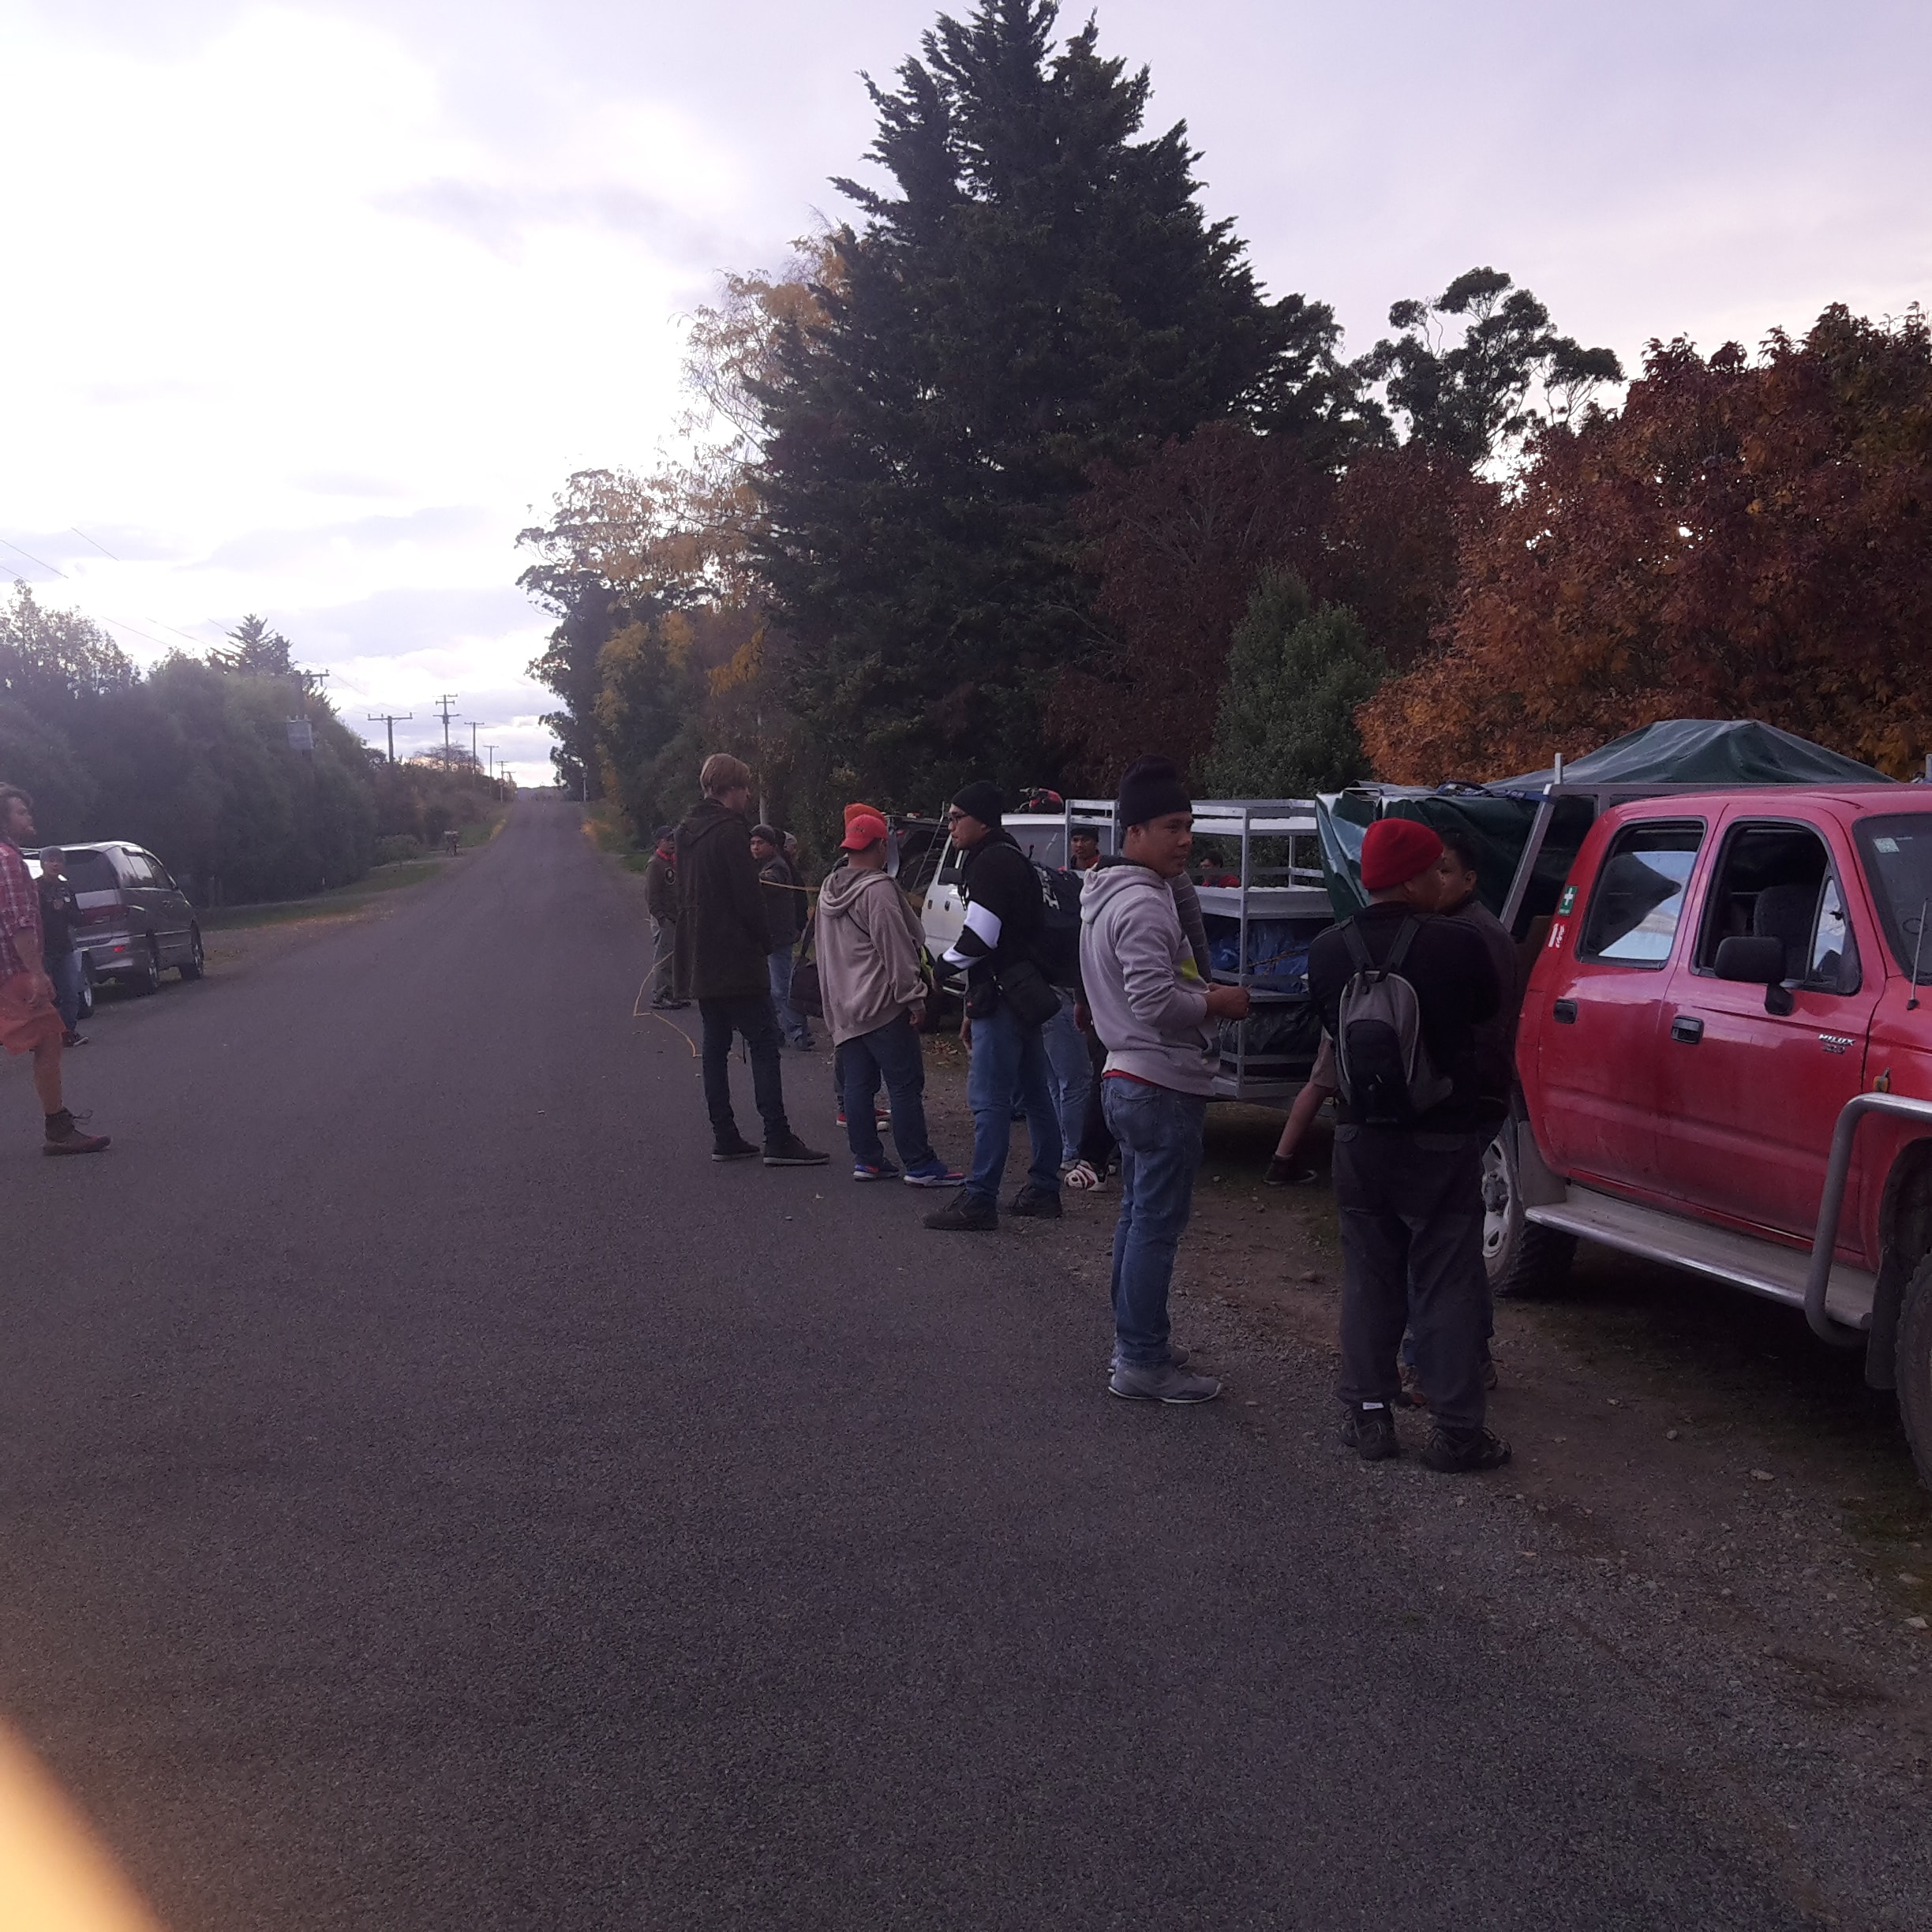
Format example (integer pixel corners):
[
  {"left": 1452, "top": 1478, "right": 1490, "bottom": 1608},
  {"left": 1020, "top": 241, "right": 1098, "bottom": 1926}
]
[{"left": 4, "top": 0, "right": 1927, "bottom": 781}]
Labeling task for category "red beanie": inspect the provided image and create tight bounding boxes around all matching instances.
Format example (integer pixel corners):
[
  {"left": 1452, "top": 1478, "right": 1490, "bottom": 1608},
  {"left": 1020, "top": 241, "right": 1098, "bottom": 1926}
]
[{"left": 1360, "top": 818, "right": 1444, "bottom": 892}]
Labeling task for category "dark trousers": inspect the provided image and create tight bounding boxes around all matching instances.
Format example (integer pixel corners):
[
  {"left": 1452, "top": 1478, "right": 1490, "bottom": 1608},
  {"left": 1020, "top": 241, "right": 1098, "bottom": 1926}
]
[
  {"left": 1076, "top": 1025, "right": 1115, "bottom": 1170},
  {"left": 698, "top": 994, "right": 790, "bottom": 1148},
  {"left": 1333, "top": 1126, "right": 1489, "bottom": 1435},
  {"left": 840, "top": 1012, "right": 936, "bottom": 1170}
]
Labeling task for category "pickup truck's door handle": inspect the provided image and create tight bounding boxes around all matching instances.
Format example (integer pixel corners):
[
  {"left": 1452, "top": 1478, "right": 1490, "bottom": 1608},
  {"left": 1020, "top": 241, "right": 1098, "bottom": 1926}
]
[
  {"left": 1553, "top": 999, "right": 1578, "bottom": 1024},
  {"left": 1671, "top": 1015, "right": 1705, "bottom": 1044}
]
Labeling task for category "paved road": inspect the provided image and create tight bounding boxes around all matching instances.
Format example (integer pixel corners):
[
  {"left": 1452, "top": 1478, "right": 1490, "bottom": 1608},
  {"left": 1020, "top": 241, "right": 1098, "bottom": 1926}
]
[{"left": 3, "top": 800, "right": 1818, "bottom": 1930}]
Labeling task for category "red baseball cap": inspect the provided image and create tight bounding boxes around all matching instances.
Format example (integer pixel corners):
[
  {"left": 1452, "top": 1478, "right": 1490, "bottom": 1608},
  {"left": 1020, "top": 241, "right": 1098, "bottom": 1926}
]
[
  {"left": 1360, "top": 817, "right": 1444, "bottom": 892},
  {"left": 841, "top": 811, "right": 889, "bottom": 851}
]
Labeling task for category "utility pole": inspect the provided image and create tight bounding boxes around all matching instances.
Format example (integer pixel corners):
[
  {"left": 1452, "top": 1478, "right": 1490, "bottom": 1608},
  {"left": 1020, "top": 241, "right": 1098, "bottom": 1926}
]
[
  {"left": 485, "top": 745, "right": 500, "bottom": 800},
  {"left": 297, "top": 667, "right": 331, "bottom": 718},
  {"left": 367, "top": 712, "right": 413, "bottom": 764},
  {"left": 468, "top": 721, "right": 484, "bottom": 767},
  {"left": 434, "top": 693, "right": 459, "bottom": 762}
]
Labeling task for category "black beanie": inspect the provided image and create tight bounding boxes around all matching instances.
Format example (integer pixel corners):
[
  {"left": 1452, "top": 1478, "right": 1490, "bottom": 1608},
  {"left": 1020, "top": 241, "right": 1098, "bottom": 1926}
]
[
  {"left": 952, "top": 779, "right": 1005, "bottom": 826},
  {"left": 1117, "top": 755, "right": 1191, "bottom": 828}
]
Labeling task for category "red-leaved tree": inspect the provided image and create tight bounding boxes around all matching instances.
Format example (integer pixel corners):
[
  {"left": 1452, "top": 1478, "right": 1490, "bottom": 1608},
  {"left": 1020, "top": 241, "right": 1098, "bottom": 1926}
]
[{"left": 1361, "top": 305, "right": 1932, "bottom": 781}]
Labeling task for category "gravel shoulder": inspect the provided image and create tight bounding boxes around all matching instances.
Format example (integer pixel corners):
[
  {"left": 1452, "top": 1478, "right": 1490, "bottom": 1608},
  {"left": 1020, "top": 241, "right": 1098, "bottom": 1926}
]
[{"left": 899, "top": 1029, "right": 1932, "bottom": 1928}]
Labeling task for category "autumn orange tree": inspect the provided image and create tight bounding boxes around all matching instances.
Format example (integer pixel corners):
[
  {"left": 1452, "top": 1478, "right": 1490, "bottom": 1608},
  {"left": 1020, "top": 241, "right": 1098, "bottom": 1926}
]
[{"left": 1361, "top": 305, "right": 1932, "bottom": 782}]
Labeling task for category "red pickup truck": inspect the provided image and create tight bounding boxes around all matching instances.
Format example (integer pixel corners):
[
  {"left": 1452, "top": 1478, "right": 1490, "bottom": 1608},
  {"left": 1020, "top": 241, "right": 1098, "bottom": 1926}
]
[{"left": 1488, "top": 785, "right": 1932, "bottom": 1482}]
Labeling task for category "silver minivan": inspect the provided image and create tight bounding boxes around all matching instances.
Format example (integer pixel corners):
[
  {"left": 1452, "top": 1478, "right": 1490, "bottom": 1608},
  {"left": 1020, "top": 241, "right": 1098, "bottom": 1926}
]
[{"left": 32, "top": 842, "right": 204, "bottom": 993}]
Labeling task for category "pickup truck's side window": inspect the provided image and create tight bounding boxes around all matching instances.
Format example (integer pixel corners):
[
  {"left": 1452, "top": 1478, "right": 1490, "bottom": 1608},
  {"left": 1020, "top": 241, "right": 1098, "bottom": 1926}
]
[
  {"left": 1693, "top": 822, "right": 1860, "bottom": 994},
  {"left": 1577, "top": 822, "right": 1704, "bottom": 965}
]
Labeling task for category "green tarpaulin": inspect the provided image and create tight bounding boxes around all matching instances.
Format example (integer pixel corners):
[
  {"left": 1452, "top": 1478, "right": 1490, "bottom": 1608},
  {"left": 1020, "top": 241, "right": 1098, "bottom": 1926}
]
[{"left": 1317, "top": 719, "right": 1895, "bottom": 920}]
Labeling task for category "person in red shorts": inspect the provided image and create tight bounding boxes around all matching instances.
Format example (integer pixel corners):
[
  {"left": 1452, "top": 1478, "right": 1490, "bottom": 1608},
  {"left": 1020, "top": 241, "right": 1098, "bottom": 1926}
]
[{"left": 0, "top": 784, "right": 109, "bottom": 1155}]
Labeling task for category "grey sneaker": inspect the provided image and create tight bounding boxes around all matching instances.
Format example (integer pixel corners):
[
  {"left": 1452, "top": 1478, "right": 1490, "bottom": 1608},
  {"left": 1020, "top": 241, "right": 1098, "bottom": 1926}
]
[
  {"left": 1110, "top": 1341, "right": 1192, "bottom": 1369},
  {"left": 1108, "top": 1360, "right": 1222, "bottom": 1404}
]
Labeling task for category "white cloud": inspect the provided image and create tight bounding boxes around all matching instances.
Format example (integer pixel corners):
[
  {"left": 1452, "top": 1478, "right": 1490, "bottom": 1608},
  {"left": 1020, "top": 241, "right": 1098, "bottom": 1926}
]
[{"left": 5, "top": 0, "right": 1930, "bottom": 787}]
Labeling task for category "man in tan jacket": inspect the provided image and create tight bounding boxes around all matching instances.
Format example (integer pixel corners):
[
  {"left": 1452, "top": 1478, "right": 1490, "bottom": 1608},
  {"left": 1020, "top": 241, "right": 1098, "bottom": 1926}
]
[{"left": 815, "top": 808, "right": 962, "bottom": 1188}]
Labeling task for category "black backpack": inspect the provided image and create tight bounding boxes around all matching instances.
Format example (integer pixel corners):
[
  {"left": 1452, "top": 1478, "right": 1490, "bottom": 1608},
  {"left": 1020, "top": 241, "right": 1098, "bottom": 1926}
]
[
  {"left": 1334, "top": 917, "right": 1452, "bottom": 1126},
  {"left": 1029, "top": 861, "right": 1084, "bottom": 988}
]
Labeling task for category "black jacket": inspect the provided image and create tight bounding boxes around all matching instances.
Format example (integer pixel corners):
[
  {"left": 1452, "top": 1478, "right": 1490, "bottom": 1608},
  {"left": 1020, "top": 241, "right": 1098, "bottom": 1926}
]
[
  {"left": 674, "top": 799, "right": 769, "bottom": 1001},
  {"left": 942, "top": 829, "right": 1042, "bottom": 993},
  {"left": 37, "top": 874, "right": 78, "bottom": 955},
  {"left": 1308, "top": 904, "right": 1501, "bottom": 1133},
  {"left": 759, "top": 855, "right": 803, "bottom": 953}
]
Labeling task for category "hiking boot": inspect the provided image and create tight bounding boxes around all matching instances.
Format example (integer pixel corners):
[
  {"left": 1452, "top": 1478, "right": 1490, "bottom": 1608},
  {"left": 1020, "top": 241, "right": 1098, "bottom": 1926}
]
[
  {"left": 764, "top": 1133, "right": 829, "bottom": 1167},
  {"left": 924, "top": 1187, "right": 997, "bottom": 1232},
  {"left": 1421, "top": 1426, "right": 1512, "bottom": 1473},
  {"left": 1340, "top": 1402, "right": 1400, "bottom": 1462},
  {"left": 1109, "top": 1360, "right": 1222, "bottom": 1403},
  {"left": 900, "top": 1159, "right": 965, "bottom": 1189},
  {"left": 711, "top": 1133, "right": 759, "bottom": 1162},
  {"left": 1264, "top": 1155, "right": 1316, "bottom": 1187},
  {"left": 852, "top": 1159, "right": 902, "bottom": 1182},
  {"left": 43, "top": 1109, "right": 110, "bottom": 1156},
  {"left": 1008, "top": 1182, "right": 1061, "bottom": 1219}
]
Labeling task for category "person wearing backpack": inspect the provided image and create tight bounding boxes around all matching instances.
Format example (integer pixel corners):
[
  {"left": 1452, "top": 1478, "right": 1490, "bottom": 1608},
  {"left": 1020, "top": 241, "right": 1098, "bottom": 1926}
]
[
  {"left": 924, "top": 780, "right": 1064, "bottom": 1233},
  {"left": 1306, "top": 816, "right": 1507, "bottom": 1472},
  {"left": 1080, "top": 756, "right": 1251, "bottom": 1401}
]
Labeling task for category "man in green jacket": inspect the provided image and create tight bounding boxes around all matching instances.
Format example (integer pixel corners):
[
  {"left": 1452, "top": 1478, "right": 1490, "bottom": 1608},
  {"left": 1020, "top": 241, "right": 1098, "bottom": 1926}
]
[{"left": 675, "top": 753, "right": 826, "bottom": 1168}]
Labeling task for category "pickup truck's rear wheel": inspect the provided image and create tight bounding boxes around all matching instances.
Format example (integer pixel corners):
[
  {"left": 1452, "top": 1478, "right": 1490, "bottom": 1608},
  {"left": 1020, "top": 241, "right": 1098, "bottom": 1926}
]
[
  {"left": 1896, "top": 1253, "right": 1932, "bottom": 1492},
  {"left": 1483, "top": 1127, "right": 1576, "bottom": 1300}
]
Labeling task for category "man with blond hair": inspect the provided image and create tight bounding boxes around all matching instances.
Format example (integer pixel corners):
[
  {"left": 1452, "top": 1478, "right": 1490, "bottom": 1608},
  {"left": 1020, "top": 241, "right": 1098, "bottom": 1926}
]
[
  {"left": 0, "top": 784, "right": 108, "bottom": 1155},
  {"left": 675, "top": 754, "right": 826, "bottom": 1167}
]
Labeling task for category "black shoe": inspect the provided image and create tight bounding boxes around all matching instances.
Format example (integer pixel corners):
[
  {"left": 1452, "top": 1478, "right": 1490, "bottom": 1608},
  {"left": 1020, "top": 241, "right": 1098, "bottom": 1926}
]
[
  {"left": 1264, "top": 1155, "right": 1316, "bottom": 1187},
  {"left": 924, "top": 1187, "right": 997, "bottom": 1232},
  {"left": 62, "top": 1030, "right": 88, "bottom": 1047},
  {"left": 1008, "top": 1183, "right": 1062, "bottom": 1219},
  {"left": 711, "top": 1133, "right": 759, "bottom": 1161},
  {"left": 1340, "top": 1403, "right": 1400, "bottom": 1462},
  {"left": 763, "top": 1133, "right": 829, "bottom": 1167},
  {"left": 1421, "top": 1426, "right": 1511, "bottom": 1473}
]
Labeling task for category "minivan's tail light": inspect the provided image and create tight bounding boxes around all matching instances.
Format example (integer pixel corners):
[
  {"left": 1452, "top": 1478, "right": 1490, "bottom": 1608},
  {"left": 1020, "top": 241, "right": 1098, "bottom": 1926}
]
[{"left": 78, "top": 906, "right": 121, "bottom": 927}]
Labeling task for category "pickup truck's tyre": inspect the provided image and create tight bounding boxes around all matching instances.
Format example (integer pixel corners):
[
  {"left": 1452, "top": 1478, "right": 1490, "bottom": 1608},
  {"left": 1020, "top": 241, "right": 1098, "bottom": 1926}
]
[
  {"left": 1896, "top": 1252, "right": 1932, "bottom": 1492},
  {"left": 1483, "top": 1127, "right": 1576, "bottom": 1300}
]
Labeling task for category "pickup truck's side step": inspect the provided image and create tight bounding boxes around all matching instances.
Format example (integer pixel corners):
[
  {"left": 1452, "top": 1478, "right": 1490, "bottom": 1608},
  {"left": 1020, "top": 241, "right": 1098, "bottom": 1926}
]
[{"left": 1525, "top": 1188, "right": 1876, "bottom": 1328}]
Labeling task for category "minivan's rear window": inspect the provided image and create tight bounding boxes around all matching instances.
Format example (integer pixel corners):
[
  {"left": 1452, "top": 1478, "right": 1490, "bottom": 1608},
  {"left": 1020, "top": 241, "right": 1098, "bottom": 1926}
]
[
  {"left": 62, "top": 852, "right": 118, "bottom": 893},
  {"left": 1855, "top": 814, "right": 1932, "bottom": 979}
]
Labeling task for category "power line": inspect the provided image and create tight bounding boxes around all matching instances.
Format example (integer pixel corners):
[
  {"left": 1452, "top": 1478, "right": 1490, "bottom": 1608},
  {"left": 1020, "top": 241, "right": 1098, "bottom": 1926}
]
[
  {"left": 0, "top": 535, "right": 66, "bottom": 578},
  {"left": 69, "top": 527, "right": 120, "bottom": 560},
  {"left": 369, "top": 712, "right": 413, "bottom": 764}
]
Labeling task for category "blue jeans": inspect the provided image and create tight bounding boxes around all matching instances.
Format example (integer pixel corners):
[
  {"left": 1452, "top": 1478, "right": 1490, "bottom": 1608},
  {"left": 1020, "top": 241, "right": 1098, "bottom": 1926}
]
[
  {"left": 768, "top": 947, "right": 812, "bottom": 1046},
  {"left": 965, "top": 1000, "right": 1062, "bottom": 1206},
  {"left": 840, "top": 1013, "right": 938, "bottom": 1170},
  {"left": 698, "top": 994, "right": 792, "bottom": 1149},
  {"left": 1039, "top": 991, "right": 1091, "bottom": 1157},
  {"left": 45, "top": 948, "right": 84, "bottom": 1031},
  {"left": 1103, "top": 1078, "right": 1208, "bottom": 1367}
]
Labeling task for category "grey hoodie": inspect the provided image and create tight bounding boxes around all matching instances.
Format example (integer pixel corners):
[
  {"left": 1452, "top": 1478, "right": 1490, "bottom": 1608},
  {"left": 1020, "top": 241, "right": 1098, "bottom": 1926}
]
[
  {"left": 1078, "top": 859, "right": 1218, "bottom": 1095},
  {"left": 816, "top": 863, "right": 928, "bottom": 1046}
]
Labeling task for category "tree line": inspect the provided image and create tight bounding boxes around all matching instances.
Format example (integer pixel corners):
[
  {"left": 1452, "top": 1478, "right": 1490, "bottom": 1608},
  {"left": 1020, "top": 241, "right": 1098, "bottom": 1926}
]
[
  {"left": 522, "top": 0, "right": 1930, "bottom": 851},
  {"left": 0, "top": 591, "right": 506, "bottom": 902}
]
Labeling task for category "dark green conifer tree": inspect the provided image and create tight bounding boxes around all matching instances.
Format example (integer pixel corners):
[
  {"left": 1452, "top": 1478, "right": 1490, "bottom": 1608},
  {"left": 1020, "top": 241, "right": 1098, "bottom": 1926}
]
[{"left": 754, "top": 0, "right": 1340, "bottom": 804}]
